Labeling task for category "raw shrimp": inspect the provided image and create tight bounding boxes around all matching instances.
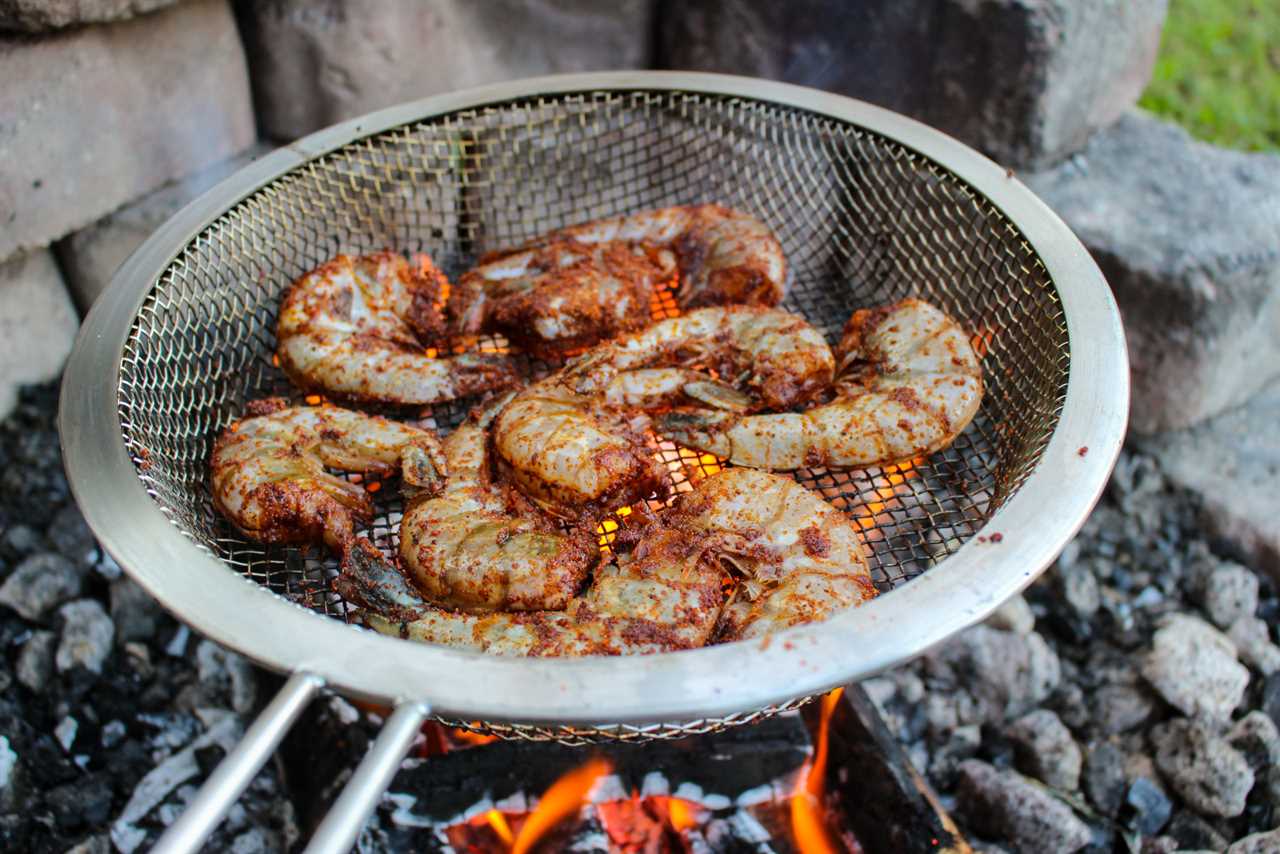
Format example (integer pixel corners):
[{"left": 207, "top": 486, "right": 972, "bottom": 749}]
[
  {"left": 680, "top": 468, "right": 877, "bottom": 641},
  {"left": 658, "top": 299, "right": 983, "bottom": 470},
  {"left": 276, "top": 251, "right": 515, "bottom": 406},
  {"left": 526, "top": 204, "right": 787, "bottom": 309},
  {"left": 398, "top": 394, "right": 597, "bottom": 612},
  {"left": 335, "top": 467, "right": 875, "bottom": 656},
  {"left": 490, "top": 375, "right": 668, "bottom": 519},
  {"left": 565, "top": 304, "right": 835, "bottom": 413},
  {"left": 450, "top": 240, "right": 671, "bottom": 359},
  {"left": 210, "top": 399, "right": 443, "bottom": 557}
]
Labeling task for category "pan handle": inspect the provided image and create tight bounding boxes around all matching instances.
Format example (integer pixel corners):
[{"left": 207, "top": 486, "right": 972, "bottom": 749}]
[
  {"left": 302, "top": 701, "right": 430, "bottom": 854},
  {"left": 152, "top": 671, "right": 325, "bottom": 854}
]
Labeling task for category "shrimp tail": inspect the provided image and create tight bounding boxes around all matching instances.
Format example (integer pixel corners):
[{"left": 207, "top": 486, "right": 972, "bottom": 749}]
[{"left": 336, "top": 539, "right": 427, "bottom": 622}]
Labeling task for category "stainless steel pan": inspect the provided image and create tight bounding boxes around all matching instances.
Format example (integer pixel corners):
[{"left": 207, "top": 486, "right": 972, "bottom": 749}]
[{"left": 58, "top": 71, "right": 1128, "bottom": 852}]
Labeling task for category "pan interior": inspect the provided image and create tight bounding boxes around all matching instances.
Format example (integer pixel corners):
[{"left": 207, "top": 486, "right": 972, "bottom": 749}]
[{"left": 115, "top": 89, "right": 1068, "bottom": 736}]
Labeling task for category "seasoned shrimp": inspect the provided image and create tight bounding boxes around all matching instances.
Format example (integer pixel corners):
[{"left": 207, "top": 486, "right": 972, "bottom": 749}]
[
  {"left": 527, "top": 204, "right": 787, "bottom": 309},
  {"left": 681, "top": 468, "right": 877, "bottom": 641},
  {"left": 491, "top": 376, "right": 668, "bottom": 519},
  {"left": 398, "top": 394, "right": 597, "bottom": 612},
  {"left": 565, "top": 305, "right": 835, "bottom": 413},
  {"left": 658, "top": 299, "right": 984, "bottom": 470},
  {"left": 210, "top": 399, "right": 443, "bottom": 556},
  {"left": 276, "top": 251, "right": 515, "bottom": 406},
  {"left": 336, "top": 467, "right": 874, "bottom": 655},
  {"left": 450, "top": 240, "right": 671, "bottom": 359}
]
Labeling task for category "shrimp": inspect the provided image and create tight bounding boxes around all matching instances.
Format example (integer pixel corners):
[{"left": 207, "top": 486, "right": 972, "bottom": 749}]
[
  {"left": 526, "top": 204, "right": 787, "bottom": 309},
  {"left": 450, "top": 240, "right": 672, "bottom": 359},
  {"left": 564, "top": 305, "right": 835, "bottom": 413},
  {"left": 657, "top": 299, "right": 984, "bottom": 470},
  {"left": 335, "top": 468, "right": 874, "bottom": 656},
  {"left": 681, "top": 468, "right": 878, "bottom": 641},
  {"left": 398, "top": 394, "right": 597, "bottom": 612},
  {"left": 276, "top": 251, "right": 516, "bottom": 406},
  {"left": 210, "top": 399, "right": 444, "bottom": 557},
  {"left": 490, "top": 375, "right": 669, "bottom": 519}
]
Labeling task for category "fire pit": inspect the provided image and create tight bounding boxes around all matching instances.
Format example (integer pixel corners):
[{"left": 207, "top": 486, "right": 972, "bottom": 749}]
[{"left": 58, "top": 71, "right": 1127, "bottom": 851}]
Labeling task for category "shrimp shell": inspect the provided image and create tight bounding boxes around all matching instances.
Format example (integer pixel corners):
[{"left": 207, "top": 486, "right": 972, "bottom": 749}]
[
  {"left": 657, "top": 299, "right": 984, "bottom": 470},
  {"left": 276, "top": 252, "right": 516, "bottom": 405},
  {"left": 210, "top": 399, "right": 443, "bottom": 557}
]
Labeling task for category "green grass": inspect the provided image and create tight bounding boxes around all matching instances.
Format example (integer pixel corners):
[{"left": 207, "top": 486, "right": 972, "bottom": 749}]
[{"left": 1139, "top": 0, "right": 1280, "bottom": 151}]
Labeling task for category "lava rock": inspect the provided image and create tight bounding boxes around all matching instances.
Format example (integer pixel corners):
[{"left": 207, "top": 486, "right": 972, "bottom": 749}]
[
  {"left": 1094, "top": 683, "right": 1159, "bottom": 735},
  {"left": 955, "top": 759, "right": 1091, "bottom": 852},
  {"left": 986, "top": 594, "right": 1036, "bottom": 636},
  {"left": 47, "top": 774, "right": 113, "bottom": 828},
  {"left": 1198, "top": 562, "right": 1261, "bottom": 630},
  {"left": 1228, "top": 711, "right": 1280, "bottom": 774},
  {"left": 0, "top": 551, "right": 82, "bottom": 621},
  {"left": 1059, "top": 563, "right": 1102, "bottom": 619},
  {"left": 924, "top": 626, "right": 1061, "bottom": 723},
  {"left": 1027, "top": 112, "right": 1280, "bottom": 433},
  {"left": 1006, "top": 709, "right": 1082, "bottom": 791},
  {"left": 1230, "top": 616, "right": 1280, "bottom": 677},
  {"left": 194, "top": 640, "right": 257, "bottom": 715},
  {"left": 55, "top": 600, "right": 114, "bottom": 675},
  {"left": 1151, "top": 718, "right": 1254, "bottom": 818},
  {"left": 14, "top": 628, "right": 56, "bottom": 692},
  {"left": 46, "top": 504, "right": 97, "bottom": 565},
  {"left": 1228, "top": 828, "right": 1280, "bottom": 854},
  {"left": 1166, "top": 811, "right": 1229, "bottom": 851},
  {"left": 1122, "top": 776, "right": 1173, "bottom": 836},
  {"left": 0, "top": 524, "right": 41, "bottom": 560},
  {"left": 110, "top": 578, "right": 164, "bottom": 644},
  {"left": 1083, "top": 741, "right": 1128, "bottom": 817},
  {"left": 0, "top": 0, "right": 178, "bottom": 31},
  {"left": 1141, "top": 614, "right": 1249, "bottom": 723},
  {"left": 928, "top": 723, "right": 981, "bottom": 788},
  {"left": 63, "top": 835, "right": 112, "bottom": 854},
  {"left": 1266, "top": 673, "right": 1280, "bottom": 729}
]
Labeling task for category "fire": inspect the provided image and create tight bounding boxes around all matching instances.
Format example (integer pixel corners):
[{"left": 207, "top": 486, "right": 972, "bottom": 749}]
[
  {"left": 484, "top": 808, "right": 514, "bottom": 846},
  {"left": 971, "top": 324, "right": 998, "bottom": 359},
  {"left": 791, "top": 688, "right": 844, "bottom": 854},
  {"left": 855, "top": 459, "right": 919, "bottom": 531},
  {"left": 664, "top": 796, "right": 701, "bottom": 832},
  {"left": 510, "top": 757, "right": 612, "bottom": 854}
]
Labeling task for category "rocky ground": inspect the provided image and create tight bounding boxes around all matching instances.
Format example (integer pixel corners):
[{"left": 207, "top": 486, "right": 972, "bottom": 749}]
[
  {"left": 864, "top": 452, "right": 1280, "bottom": 852},
  {"left": 3, "top": 377, "right": 1279, "bottom": 853}
]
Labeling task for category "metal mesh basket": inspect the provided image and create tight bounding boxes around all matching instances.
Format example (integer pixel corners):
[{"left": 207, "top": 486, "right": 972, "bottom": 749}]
[{"left": 111, "top": 86, "right": 1069, "bottom": 742}]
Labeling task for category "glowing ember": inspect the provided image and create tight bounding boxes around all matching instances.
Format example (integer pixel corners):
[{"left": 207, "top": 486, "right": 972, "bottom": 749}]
[
  {"left": 304, "top": 394, "right": 322, "bottom": 405},
  {"left": 855, "top": 459, "right": 920, "bottom": 532},
  {"left": 791, "top": 688, "right": 844, "bottom": 854},
  {"left": 971, "top": 324, "right": 998, "bottom": 359},
  {"left": 510, "top": 757, "right": 612, "bottom": 854},
  {"left": 484, "top": 808, "right": 514, "bottom": 847}
]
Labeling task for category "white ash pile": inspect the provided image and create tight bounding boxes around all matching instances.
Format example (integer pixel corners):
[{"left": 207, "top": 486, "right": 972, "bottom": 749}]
[{"left": 865, "top": 450, "right": 1280, "bottom": 853}]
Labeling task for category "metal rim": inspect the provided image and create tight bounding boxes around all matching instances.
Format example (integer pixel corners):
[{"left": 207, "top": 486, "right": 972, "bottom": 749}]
[{"left": 59, "top": 71, "right": 1128, "bottom": 725}]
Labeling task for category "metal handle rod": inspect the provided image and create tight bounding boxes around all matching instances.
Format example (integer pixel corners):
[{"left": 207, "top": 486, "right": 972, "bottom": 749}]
[
  {"left": 153, "top": 671, "right": 324, "bottom": 854},
  {"left": 303, "top": 701, "right": 429, "bottom": 854}
]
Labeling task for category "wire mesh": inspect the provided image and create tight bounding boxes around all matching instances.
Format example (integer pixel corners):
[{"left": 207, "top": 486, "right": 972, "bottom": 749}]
[{"left": 115, "top": 89, "right": 1069, "bottom": 742}]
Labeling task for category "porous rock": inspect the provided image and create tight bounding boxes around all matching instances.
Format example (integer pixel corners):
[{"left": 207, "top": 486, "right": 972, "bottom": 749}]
[
  {"left": 1005, "top": 709, "right": 1082, "bottom": 791},
  {"left": 986, "top": 594, "right": 1035, "bottom": 636},
  {"left": 15, "top": 629, "right": 56, "bottom": 692},
  {"left": 1083, "top": 741, "right": 1127, "bottom": 817},
  {"left": 0, "top": 0, "right": 255, "bottom": 260},
  {"left": 1227, "top": 711, "right": 1280, "bottom": 774},
  {"left": 1122, "top": 776, "right": 1172, "bottom": 836},
  {"left": 1027, "top": 112, "right": 1280, "bottom": 433},
  {"left": 1151, "top": 718, "right": 1254, "bottom": 818},
  {"left": 239, "top": 0, "right": 655, "bottom": 141},
  {"left": 0, "top": 0, "right": 177, "bottom": 31},
  {"left": 924, "top": 626, "right": 1060, "bottom": 723},
  {"left": 56, "top": 143, "right": 275, "bottom": 311},
  {"left": 1093, "top": 683, "right": 1158, "bottom": 735},
  {"left": 1166, "top": 811, "right": 1229, "bottom": 852},
  {"left": 1228, "top": 828, "right": 1280, "bottom": 854},
  {"left": 955, "top": 759, "right": 1091, "bottom": 853},
  {"left": 658, "top": 0, "right": 1165, "bottom": 170},
  {"left": 0, "top": 251, "right": 78, "bottom": 420},
  {"left": 1140, "top": 381, "right": 1280, "bottom": 580},
  {"left": 1141, "top": 614, "right": 1249, "bottom": 723},
  {"left": 1230, "top": 617, "right": 1280, "bottom": 677},
  {"left": 110, "top": 578, "right": 165, "bottom": 644},
  {"left": 55, "top": 599, "right": 114, "bottom": 675},
  {"left": 1198, "top": 561, "right": 1260, "bottom": 630},
  {"left": 0, "top": 552, "right": 83, "bottom": 621},
  {"left": 194, "top": 640, "right": 257, "bottom": 715}
]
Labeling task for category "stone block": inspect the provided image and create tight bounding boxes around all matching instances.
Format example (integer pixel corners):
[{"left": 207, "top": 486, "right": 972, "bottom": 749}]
[
  {"left": 1026, "top": 111, "right": 1280, "bottom": 433},
  {"left": 0, "top": 0, "right": 178, "bottom": 31},
  {"left": 56, "top": 143, "right": 274, "bottom": 312},
  {"left": 0, "top": 250, "right": 78, "bottom": 419},
  {"left": 657, "top": 0, "right": 1166, "bottom": 170},
  {"left": 237, "top": 0, "right": 656, "bottom": 142},
  {"left": 0, "top": 0, "right": 255, "bottom": 260},
  {"left": 1138, "top": 380, "right": 1280, "bottom": 581}
]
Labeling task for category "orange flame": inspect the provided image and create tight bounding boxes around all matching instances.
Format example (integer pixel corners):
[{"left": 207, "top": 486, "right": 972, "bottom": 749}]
[
  {"left": 452, "top": 726, "right": 499, "bottom": 747},
  {"left": 511, "top": 757, "right": 612, "bottom": 854},
  {"left": 485, "top": 808, "right": 514, "bottom": 846},
  {"left": 665, "top": 796, "right": 700, "bottom": 832},
  {"left": 791, "top": 688, "right": 843, "bottom": 854},
  {"left": 856, "top": 459, "right": 920, "bottom": 531}
]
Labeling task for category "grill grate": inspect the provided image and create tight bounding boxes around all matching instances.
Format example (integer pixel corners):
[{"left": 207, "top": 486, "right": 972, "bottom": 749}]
[{"left": 116, "top": 89, "right": 1068, "bottom": 743}]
